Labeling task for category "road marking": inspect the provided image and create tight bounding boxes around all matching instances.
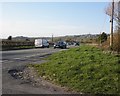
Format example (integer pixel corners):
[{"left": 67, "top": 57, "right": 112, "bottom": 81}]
[
  {"left": 13, "top": 58, "right": 21, "bottom": 59},
  {"left": 25, "top": 55, "right": 37, "bottom": 58},
  {"left": 25, "top": 53, "right": 48, "bottom": 58},
  {"left": 1, "top": 60, "right": 12, "bottom": 63}
]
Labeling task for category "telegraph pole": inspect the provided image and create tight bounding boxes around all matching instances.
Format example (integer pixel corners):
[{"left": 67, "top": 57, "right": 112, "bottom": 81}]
[
  {"left": 110, "top": 0, "right": 114, "bottom": 50},
  {"left": 100, "top": 31, "right": 102, "bottom": 47},
  {"left": 52, "top": 34, "right": 53, "bottom": 42},
  {"left": 118, "top": 1, "right": 120, "bottom": 54}
]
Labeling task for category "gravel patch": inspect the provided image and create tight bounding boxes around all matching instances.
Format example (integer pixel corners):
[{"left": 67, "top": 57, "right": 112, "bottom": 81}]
[{"left": 8, "top": 66, "right": 74, "bottom": 94}]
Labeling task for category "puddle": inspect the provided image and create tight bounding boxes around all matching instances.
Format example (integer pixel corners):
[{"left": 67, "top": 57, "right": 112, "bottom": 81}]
[
  {"left": 8, "top": 66, "right": 26, "bottom": 79},
  {"left": 8, "top": 69, "right": 23, "bottom": 79}
]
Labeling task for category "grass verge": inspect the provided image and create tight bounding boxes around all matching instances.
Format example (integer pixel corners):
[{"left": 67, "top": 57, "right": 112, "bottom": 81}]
[{"left": 29, "top": 45, "right": 119, "bottom": 94}]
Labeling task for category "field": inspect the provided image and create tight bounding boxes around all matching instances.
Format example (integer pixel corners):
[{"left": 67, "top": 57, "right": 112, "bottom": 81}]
[{"left": 29, "top": 45, "right": 119, "bottom": 94}]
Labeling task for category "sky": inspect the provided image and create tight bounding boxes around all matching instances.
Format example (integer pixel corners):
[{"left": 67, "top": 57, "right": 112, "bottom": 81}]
[{"left": 0, "top": 2, "right": 111, "bottom": 39}]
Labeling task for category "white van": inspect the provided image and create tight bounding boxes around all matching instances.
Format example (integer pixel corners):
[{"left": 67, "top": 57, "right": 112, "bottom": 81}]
[{"left": 34, "top": 39, "right": 49, "bottom": 48}]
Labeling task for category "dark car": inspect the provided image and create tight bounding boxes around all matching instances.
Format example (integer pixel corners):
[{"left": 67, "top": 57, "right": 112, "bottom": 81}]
[
  {"left": 75, "top": 42, "right": 80, "bottom": 46},
  {"left": 54, "top": 41, "right": 67, "bottom": 49}
]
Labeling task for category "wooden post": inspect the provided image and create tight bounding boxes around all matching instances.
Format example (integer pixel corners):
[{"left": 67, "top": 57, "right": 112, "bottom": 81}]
[
  {"left": 110, "top": 0, "right": 114, "bottom": 50},
  {"left": 118, "top": 1, "right": 120, "bottom": 54},
  {"left": 52, "top": 34, "right": 53, "bottom": 42}
]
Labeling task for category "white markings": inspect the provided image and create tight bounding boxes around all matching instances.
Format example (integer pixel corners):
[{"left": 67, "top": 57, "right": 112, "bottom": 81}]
[{"left": 13, "top": 58, "right": 21, "bottom": 60}]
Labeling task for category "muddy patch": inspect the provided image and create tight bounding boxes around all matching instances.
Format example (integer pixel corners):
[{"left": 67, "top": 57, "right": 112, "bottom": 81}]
[{"left": 8, "top": 66, "right": 74, "bottom": 94}]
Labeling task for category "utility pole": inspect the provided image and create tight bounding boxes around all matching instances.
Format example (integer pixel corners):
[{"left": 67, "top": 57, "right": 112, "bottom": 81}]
[
  {"left": 100, "top": 31, "right": 102, "bottom": 47},
  {"left": 52, "top": 34, "right": 53, "bottom": 42},
  {"left": 118, "top": 1, "right": 120, "bottom": 54},
  {"left": 110, "top": 0, "right": 114, "bottom": 50}
]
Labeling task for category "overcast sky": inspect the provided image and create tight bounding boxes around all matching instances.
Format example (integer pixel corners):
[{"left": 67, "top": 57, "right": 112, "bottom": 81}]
[{"left": 0, "top": 2, "right": 110, "bottom": 39}]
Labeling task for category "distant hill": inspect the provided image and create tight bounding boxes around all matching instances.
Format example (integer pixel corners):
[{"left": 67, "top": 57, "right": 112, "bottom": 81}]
[
  {"left": 13, "top": 36, "right": 29, "bottom": 41},
  {"left": 12, "top": 36, "right": 51, "bottom": 42}
]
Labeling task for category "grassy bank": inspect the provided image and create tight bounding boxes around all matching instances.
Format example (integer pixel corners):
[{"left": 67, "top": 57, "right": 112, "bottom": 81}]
[{"left": 29, "top": 45, "right": 119, "bottom": 94}]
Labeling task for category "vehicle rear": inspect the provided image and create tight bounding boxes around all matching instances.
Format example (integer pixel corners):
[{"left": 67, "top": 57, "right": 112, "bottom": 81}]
[{"left": 35, "top": 39, "right": 49, "bottom": 48}]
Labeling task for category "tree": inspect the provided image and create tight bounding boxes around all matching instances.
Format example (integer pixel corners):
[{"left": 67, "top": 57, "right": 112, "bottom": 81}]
[
  {"left": 7, "top": 36, "right": 12, "bottom": 40},
  {"left": 26, "top": 38, "right": 30, "bottom": 41},
  {"left": 105, "top": 1, "right": 120, "bottom": 28},
  {"left": 99, "top": 32, "right": 107, "bottom": 43}
]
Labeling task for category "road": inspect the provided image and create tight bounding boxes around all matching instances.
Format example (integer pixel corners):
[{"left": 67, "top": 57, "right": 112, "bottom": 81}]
[{"left": 1, "top": 48, "right": 71, "bottom": 94}]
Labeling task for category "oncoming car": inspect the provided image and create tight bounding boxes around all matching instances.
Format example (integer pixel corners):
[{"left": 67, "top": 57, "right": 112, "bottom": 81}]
[{"left": 54, "top": 41, "right": 67, "bottom": 49}]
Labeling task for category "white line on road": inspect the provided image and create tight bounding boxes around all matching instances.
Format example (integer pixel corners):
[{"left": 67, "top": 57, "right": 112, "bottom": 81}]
[{"left": 13, "top": 58, "right": 21, "bottom": 60}]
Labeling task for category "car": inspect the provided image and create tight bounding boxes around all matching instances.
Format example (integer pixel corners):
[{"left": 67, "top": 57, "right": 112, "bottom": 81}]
[
  {"left": 54, "top": 41, "right": 67, "bottom": 49},
  {"left": 75, "top": 42, "right": 80, "bottom": 46}
]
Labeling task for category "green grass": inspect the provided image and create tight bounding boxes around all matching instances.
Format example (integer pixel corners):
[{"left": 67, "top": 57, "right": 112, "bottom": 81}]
[{"left": 29, "top": 45, "right": 119, "bottom": 94}]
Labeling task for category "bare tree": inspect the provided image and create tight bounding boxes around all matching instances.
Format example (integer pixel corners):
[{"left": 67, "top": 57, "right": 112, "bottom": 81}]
[{"left": 105, "top": 1, "right": 120, "bottom": 28}]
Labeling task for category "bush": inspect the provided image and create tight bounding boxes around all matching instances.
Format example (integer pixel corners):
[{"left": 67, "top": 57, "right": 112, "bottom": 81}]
[
  {"left": 101, "top": 32, "right": 120, "bottom": 53},
  {"left": 98, "top": 32, "right": 108, "bottom": 43}
]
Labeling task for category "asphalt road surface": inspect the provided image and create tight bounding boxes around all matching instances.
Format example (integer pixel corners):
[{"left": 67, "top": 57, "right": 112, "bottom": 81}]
[{"left": 2, "top": 48, "right": 71, "bottom": 94}]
